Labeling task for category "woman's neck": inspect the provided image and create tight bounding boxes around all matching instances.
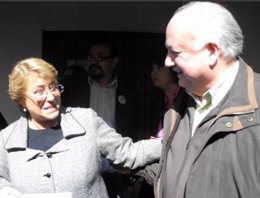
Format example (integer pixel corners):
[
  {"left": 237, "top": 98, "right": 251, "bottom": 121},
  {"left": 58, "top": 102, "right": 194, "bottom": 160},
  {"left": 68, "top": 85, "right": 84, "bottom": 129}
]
[
  {"left": 164, "top": 83, "right": 179, "bottom": 99},
  {"left": 29, "top": 119, "right": 58, "bottom": 130}
]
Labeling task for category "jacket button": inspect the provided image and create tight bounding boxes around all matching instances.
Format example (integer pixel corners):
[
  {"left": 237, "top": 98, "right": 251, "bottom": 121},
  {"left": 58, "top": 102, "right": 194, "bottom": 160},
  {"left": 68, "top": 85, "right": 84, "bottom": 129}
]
[
  {"left": 226, "top": 122, "right": 232, "bottom": 128},
  {"left": 247, "top": 117, "right": 253, "bottom": 122},
  {"left": 47, "top": 153, "right": 52, "bottom": 158},
  {"left": 44, "top": 173, "right": 51, "bottom": 178}
]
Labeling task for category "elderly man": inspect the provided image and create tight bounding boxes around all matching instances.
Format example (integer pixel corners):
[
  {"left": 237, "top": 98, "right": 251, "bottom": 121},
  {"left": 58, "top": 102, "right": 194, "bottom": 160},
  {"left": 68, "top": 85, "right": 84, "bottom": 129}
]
[{"left": 153, "top": 2, "right": 260, "bottom": 198}]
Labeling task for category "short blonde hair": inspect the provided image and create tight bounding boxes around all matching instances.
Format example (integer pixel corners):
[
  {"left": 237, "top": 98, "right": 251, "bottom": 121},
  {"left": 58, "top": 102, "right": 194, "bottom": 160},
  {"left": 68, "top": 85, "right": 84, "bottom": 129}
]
[{"left": 8, "top": 57, "right": 58, "bottom": 104}]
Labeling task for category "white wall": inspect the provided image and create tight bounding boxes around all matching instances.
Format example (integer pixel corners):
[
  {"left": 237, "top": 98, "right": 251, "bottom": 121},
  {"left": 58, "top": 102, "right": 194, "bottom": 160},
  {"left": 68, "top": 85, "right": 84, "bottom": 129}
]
[
  {"left": 0, "top": 2, "right": 259, "bottom": 124},
  {"left": 0, "top": 3, "right": 42, "bottom": 123}
]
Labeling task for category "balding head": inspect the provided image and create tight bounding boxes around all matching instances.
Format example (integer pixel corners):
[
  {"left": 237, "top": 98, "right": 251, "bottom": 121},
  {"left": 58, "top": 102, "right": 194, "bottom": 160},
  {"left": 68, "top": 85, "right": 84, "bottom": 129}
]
[{"left": 167, "top": 1, "right": 243, "bottom": 59}]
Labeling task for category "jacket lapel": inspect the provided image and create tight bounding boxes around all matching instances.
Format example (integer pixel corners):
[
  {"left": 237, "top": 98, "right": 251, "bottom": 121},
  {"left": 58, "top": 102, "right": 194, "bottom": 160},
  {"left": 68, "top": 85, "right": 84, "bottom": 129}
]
[
  {"left": 60, "top": 107, "right": 86, "bottom": 139},
  {"left": 4, "top": 107, "right": 86, "bottom": 151},
  {"left": 4, "top": 115, "right": 28, "bottom": 150}
]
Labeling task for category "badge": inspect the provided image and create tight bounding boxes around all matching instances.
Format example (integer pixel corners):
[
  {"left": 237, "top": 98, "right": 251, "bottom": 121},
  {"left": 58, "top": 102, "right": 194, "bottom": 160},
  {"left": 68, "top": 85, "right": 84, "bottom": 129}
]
[{"left": 118, "top": 95, "right": 126, "bottom": 104}]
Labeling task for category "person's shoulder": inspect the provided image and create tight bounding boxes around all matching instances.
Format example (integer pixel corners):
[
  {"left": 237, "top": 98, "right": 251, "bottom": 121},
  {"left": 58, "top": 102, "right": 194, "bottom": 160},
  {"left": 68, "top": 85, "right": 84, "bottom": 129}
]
[
  {"left": 254, "top": 71, "right": 260, "bottom": 82},
  {"left": 62, "top": 106, "right": 97, "bottom": 118},
  {"left": 117, "top": 77, "right": 133, "bottom": 88},
  {"left": 0, "top": 117, "right": 23, "bottom": 139},
  {"left": 117, "top": 78, "right": 137, "bottom": 94},
  {"left": 61, "top": 107, "right": 99, "bottom": 128}
]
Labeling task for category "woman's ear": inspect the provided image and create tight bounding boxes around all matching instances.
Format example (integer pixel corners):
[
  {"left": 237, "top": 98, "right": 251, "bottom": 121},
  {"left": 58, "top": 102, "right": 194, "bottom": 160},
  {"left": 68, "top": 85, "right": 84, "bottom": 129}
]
[{"left": 19, "top": 98, "right": 26, "bottom": 111}]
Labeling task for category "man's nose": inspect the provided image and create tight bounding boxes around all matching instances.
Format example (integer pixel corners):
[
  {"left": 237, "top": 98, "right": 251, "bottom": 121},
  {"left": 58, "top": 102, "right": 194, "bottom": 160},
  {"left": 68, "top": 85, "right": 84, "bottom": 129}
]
[
  {"left": 89, "top": 59, "right": 97, "bottom": 64},
  {"left": 164, "top": 55, "right": 176, "bottom": 68}
]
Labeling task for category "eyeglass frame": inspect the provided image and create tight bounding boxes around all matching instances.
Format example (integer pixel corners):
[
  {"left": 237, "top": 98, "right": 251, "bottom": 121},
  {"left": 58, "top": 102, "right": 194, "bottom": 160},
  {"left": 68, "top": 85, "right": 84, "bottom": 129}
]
[
  {"left": 25, "top": 84, "right": 64, "bottom": 102},
  {"left": 87, "top": 54, "right": 114, "bottom": 63}
]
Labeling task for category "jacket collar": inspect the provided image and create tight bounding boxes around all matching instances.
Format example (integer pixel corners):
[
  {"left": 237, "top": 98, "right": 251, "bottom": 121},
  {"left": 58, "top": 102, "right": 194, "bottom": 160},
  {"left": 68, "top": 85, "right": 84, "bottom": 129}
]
[
  {"left": 4, "top": 107, "right": 86, "bottom": 150},
  {"left": 164, "top": 57, "right": 259, "bottom": 138},
  {"left": 60, "top": 107, "right": 86, "bottom": 138},
  {"left": 214, "top": 57, "right": 258, "bottom": 116},
  {"left": 200, "top": 57, "right": 259, "bottom": 133},
  {"left": 4, "top": 115, "right": 28, "bottom": 150}
]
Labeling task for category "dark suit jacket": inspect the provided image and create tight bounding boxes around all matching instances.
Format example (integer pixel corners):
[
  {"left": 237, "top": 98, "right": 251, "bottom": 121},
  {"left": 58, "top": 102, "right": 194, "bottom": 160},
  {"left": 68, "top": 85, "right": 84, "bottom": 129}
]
[{"left": 61, "top": 74, "right": 140, "bottom": 141}]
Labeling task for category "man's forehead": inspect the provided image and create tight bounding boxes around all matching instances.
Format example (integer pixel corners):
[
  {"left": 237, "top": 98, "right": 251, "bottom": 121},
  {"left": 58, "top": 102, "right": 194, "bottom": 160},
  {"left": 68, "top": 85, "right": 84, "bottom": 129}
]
[
  {"left": 166, "top": 18, "right": 196, "bottom": 48},
  {"left": 90, "top": 44, "right": 110, "bottom": 53}
]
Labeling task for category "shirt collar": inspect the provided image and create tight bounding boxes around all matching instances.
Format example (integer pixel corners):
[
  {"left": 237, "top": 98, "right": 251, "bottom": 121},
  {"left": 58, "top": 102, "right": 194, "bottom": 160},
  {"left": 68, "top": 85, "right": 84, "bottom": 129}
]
[
  {"left": 88, "top": 76, "right": 118, "bottom": 88},
  {"left": 187, "top": 60, "right": 239, "bottom": 111}
]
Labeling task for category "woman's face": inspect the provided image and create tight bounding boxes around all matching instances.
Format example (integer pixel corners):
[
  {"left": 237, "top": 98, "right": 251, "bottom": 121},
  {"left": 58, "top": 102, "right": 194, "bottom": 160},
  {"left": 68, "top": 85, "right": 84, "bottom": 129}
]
[
  {"left": 151, "top": 63, "right": 175, "bottom": 89},
  {"left": 22, "top": 76, "right": 62, "bottom": 129}
]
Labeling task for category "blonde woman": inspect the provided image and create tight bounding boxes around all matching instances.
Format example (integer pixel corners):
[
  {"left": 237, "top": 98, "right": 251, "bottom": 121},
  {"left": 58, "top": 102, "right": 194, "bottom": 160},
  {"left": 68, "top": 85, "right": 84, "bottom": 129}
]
[{"left": 0, "top": 58, "right": 161, "bottom": 198}]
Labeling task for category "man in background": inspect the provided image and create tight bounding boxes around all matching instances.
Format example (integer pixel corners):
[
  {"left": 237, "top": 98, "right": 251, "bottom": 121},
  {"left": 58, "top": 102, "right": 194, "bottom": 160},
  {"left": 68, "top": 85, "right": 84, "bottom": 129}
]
[{"left": 61, "top": 40, "right": 142, "bottom": 198}]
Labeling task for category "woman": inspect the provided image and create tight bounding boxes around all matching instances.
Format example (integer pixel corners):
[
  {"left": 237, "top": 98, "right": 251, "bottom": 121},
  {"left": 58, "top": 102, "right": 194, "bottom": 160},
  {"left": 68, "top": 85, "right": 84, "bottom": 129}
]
[
  {"left": 149, "top": 53, "right": 180, "bottom": 139},
  {"left": 0, "top": 58, "right": 161, "bottom": 198},
  {"left": 127, "top": 53, "right": 181, "bottom": 198}
]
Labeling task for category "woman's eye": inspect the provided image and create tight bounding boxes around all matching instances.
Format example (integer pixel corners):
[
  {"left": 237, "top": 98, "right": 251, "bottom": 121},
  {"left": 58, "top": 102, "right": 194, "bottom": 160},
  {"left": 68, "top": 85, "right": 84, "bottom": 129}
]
[
  {"left": 34, "top": 90, "right": 45, "bottom": 96},
  {"left": 49, "top": 85, "right": 58, "bottom": 92}
]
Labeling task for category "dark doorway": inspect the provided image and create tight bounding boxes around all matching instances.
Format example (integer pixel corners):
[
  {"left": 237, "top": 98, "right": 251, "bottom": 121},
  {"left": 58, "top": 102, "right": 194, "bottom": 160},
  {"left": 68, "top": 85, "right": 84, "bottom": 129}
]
[{"left": 42, "top": 30, "right": 166, "bottom": 138}]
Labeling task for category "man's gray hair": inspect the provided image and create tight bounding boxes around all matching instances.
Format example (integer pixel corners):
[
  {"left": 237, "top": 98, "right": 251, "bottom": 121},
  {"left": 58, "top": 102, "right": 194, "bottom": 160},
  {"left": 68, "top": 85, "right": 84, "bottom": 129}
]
[{"left": 174, "top": 1, "right": 243, "bottom": 59}]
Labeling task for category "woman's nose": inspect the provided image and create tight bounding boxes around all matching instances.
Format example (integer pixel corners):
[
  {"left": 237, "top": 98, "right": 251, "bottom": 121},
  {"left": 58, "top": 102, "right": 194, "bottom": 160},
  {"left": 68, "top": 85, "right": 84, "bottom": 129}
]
[
  {"left": 45, "top": 91, "right": 56, "bottom": 101},
  {"left": 151, "top": 68, "right": 158, "bottom": 76}
]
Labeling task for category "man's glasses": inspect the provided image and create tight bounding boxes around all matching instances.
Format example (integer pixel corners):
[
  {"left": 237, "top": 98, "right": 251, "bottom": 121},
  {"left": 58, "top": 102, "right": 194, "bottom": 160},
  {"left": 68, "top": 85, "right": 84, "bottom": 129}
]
[
  {"left": 87, "top": 54, "right": 113, "bottom": 63},
  {"left": 26, "top": 84, "right": 64, "bottom": 102}
]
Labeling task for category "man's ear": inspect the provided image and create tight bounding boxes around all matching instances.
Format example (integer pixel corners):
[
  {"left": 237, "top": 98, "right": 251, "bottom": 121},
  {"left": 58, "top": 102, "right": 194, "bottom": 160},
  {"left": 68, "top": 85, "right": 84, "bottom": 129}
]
[{"left": 206, "top": 42, "right": 219, "bottom": 66}]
